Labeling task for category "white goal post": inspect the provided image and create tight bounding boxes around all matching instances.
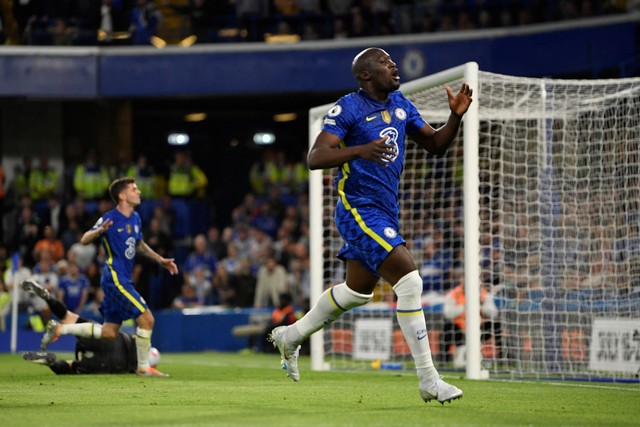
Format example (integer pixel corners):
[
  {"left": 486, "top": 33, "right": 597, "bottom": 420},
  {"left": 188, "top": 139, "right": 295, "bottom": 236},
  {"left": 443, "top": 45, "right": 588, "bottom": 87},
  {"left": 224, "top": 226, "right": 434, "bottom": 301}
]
[{"left": 309, "top": 62, "right": 640, "bottom": 382}]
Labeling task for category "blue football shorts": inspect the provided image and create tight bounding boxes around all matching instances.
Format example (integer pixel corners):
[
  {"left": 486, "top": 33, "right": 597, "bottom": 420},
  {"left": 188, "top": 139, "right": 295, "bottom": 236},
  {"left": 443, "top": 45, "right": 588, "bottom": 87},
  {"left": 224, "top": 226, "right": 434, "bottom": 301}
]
[
  {"left": 335, "top": 202, "right": 405, "bottom": 276},
  {"left": 100, "top": 272, "right": 148, "bottom": 324}
]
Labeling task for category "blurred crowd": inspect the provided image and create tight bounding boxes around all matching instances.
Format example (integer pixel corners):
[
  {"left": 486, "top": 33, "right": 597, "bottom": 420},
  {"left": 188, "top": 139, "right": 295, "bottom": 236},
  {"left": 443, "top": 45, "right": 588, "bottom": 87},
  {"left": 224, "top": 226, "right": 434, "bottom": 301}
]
[
  {"left": 0, "top": 147, "right": 311, "bottom": 332},
  {"left": 0, "top": 0, "right": 635, "bottom": 46}
]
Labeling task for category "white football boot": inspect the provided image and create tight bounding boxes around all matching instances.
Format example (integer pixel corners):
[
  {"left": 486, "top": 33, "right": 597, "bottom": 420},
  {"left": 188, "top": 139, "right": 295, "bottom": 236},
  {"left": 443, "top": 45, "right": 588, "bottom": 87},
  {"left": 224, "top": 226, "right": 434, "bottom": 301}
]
[
  {"left": 419, "top": 376, "right": 463, "bottom": 404},
  {"left": 269, "top": 326, "right": 301, "bottom": 382}
]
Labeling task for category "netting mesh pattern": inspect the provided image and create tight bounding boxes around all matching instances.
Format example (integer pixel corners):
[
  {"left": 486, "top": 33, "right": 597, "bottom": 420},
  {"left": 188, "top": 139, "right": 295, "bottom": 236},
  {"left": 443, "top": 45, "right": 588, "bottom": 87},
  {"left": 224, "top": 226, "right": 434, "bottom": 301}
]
[{"left": 316, "top": 71, "right": 640, "bottom": 381}]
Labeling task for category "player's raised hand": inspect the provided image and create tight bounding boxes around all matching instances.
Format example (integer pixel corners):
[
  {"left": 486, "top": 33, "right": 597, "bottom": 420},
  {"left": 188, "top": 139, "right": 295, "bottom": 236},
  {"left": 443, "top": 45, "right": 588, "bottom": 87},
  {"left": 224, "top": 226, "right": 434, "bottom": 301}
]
[
  {"left": 99, "top": 219, "right": 114, "bottom": 233},
  {"left": 360, "top": 136, "right": 397, "bottom": 166},
  {"left": 446, "top": 83, "right": 473, "bottom": 118},
  {"left": 160, "top": 257, "right": 178, "bottom": 275}
]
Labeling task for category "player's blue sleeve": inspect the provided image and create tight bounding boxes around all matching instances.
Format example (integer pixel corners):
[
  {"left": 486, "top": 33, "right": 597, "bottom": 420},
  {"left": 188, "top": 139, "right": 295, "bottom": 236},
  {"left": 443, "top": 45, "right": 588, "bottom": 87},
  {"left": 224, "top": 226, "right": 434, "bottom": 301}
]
[
  {"left": 321, "top": 99, "right": 355, "bottom": 141},
  {"left": 91, "top": 213, "right": 108, "bottom": 231},
  {"left": 402, "top": 95, "right": 427, "bottom": 135}
]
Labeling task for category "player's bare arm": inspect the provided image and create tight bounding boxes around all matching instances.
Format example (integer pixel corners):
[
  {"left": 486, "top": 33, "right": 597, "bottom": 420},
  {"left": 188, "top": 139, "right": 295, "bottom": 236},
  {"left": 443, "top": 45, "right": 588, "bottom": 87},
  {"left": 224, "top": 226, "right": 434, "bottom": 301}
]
[
  {"left": 411, "top": 83, "right": 473, "bottom": 155},
  {"left": 80, "top": 219, "right": 113, "bottom": 245},
  {"left": 136, "top": 240, "right": 178, "bottom": 275},
  {"left": 308, "top": 131, "right": 397, "bottom": 170}
]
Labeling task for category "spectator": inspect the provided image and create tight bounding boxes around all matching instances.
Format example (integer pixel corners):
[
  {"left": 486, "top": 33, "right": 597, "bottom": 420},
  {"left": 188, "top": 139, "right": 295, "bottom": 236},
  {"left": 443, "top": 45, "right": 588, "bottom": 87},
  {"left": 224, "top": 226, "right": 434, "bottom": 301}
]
[
  {"left": 0, "top": 278, "right": 10, "bottom": 331},
  {"left": 218, "top": 241, "right": 242, "bottom": 276},
  {"left": 228, "top": 257, "right": 256, "bottom": 307},
  {"left": 3, "top": 254, "right": 32, "bottom": 312},
  {"left": 232, "top": 224, "right": 253, "bottom": 261},
  {"left": 96, "top": 0, "right": 132, "bottom": 45},
  {"left": 248, "top": 149, "right": 279, "bottom": 197},
  {"left": 187, "top": 265, "right": 215, "bottom": 304},
  {"left": 235, "top": 0, "right": 267, "bottom": 42},
  {"left": 253, "top": 254, "right": 288, "bottom": 309},
  {"left": 33, "top": 225, "right": 65, "bottom": 263},
  {"left": 71, "top": 198, "right": 96, "bottom": 231},
  {"left": 419, "top": 236, "right": 452, "bottom": 294},
  {"left": 42, "top": 196, "right": 64, "bottom": 238},
  {"left": 172, "top": 283, "right": 204, "bottom": 309},
  {"left": 137, "top": 214, "right": 174, "bottom": 309},
  {"left": 129, "top": 0, "right": 163, "bottom": 45},
  {"left": 254, "top": 292, "right": 298, "bottom": 352},
  {"left": 16, "top": 201, "right": 41, "bottom": 266},
  {"left": 168, "top": 150, "right": 208, "bottom": 199},
  {"left": 252, "top": 203, "right": 280, "bottom": 240},
  {"left": 287, "top": 242, "right": 309, "bottom": 308},
  {"left": 442, "top": 276, "right": 502, "bottom": 367},
  {"left": 247, "top": 227, "right": 273, "bottom": 267},
  {"left": 348, "top": 7, "right": 371, "bottom": 38},
  {"left": 182, "top": 233, "right": 217, "bottom": 284},
  {"left": 0, "top": 163, "right": 5, "bottom": 244},
  {"left": 126, "top": 153, "right": 157, "bottom": 199},
  {"left": 73, "top": 149, "right": 111, "bottom": 202},
  {"left": 206, "top": 226, "right": 227, "bottom": 260},
  {"left": 59, "top": 217, "right": 79, "bottom": 253},
  {"left": 213, "top": 263, "right": 234, "bottom": 306},
  {"left": 327, "top": 0, "right": 353, "bottom": 19},
  {"left": 144, "top": 216, "right": 173, "bottom": 259},
  {"left": 13, "top": 155, "right": 33, "bottom": 201},
  {"left": 83, "top": 262, "right": 102, "bottom": 310},
  {"left": 167, "top": 0, "right": 216, "bottom": 43},
  {"left": 231, "top": 193, "right": 259, "bottom": 226},
  {"left": 152, "top": 202, "right": 174, "bottom": 237},
  {"left": 30, "top": 155, "right": 60, "bottom": 207},
  {"left": 109, "top": 150, "right": 134, "bottom": 182},
  {"left": 287, "top": 149, "right": 309, "bottom": 195},
  {"left": 57, "top": 260, "right": 90, "bottom": 314},
  {"left": 331, "top": 16, "right": 348, "bottom": 39}
]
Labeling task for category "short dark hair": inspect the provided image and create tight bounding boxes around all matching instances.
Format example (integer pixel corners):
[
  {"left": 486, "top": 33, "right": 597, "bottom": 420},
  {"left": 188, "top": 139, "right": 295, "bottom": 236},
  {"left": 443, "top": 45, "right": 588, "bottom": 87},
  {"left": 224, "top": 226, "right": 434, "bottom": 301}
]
[{"left": 108, "top": 177, "right": 135, "bottom": 204}]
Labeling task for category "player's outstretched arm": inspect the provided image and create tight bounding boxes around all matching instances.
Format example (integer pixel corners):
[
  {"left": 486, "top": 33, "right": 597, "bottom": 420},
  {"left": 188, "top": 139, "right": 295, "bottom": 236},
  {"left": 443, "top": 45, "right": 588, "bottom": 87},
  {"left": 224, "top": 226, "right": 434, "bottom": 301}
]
[
  {"left": 80, "top": 219, "right": 113, "bottom": 245},
  {"left": 137, "top": 240, "right": 178, "bottom": 275},
  {"left": 411, "top": 83, "right": 473, "bottom": 155}
]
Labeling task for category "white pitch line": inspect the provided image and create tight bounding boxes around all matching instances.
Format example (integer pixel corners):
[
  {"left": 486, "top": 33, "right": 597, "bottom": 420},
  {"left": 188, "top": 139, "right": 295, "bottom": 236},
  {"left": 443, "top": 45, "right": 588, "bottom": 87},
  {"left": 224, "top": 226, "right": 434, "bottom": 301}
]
[{"left": 504, "top": 379, "right": 640, "bottom": 392}]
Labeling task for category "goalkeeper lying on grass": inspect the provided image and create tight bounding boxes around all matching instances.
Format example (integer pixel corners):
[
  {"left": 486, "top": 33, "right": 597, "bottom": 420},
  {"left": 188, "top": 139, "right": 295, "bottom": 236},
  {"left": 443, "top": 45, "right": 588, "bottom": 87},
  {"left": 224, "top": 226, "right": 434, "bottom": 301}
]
[{"left": 21, "top": 279, "right": 157, "bottom": 375}]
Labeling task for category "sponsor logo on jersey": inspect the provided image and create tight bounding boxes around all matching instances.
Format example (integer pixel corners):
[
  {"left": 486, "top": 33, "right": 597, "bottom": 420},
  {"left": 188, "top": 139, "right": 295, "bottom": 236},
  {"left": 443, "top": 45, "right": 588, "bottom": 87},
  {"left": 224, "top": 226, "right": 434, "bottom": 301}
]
[
  {"left": 395, "top": 108, "right": 407, "bottom": 120},
  {"left": 323, "top": 118, "right": 336, "bottom": 126},
  {"left": 381, "top": 110, "right": 391, "bottom": 123},
  {"left": 366, "top": 115, "right": 377, "bottom": 122}
]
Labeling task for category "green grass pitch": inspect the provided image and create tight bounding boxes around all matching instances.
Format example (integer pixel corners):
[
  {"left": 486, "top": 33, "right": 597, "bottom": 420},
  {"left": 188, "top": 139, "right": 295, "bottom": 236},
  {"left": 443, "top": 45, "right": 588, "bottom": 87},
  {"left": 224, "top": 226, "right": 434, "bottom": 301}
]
[{"left": 0, "top": 351, "right": 637, "bottom": 427}]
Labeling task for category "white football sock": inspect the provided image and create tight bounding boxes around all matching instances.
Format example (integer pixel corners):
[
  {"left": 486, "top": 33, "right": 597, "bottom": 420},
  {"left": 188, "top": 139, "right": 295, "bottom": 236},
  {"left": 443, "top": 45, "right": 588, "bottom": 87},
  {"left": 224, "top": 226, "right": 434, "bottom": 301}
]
[
  {"left": 287, "top": 282, "right": 372, "bottom": 345},
  {"left": 59, "top": 322, "right": 102, "bottom": 339},
  {"left": 135, "top": 327, "right": 152, "bottom": 370},
  {"left": 393, "top": 270, "right": 438, "bottom": 381}
]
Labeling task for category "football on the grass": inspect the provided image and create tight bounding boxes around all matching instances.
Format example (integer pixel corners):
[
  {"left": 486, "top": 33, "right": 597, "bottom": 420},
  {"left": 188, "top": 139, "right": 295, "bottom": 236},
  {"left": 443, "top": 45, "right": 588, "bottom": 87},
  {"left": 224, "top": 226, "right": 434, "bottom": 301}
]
[{"left": 149, "top": 347, "right": 161, "bottom": 368}]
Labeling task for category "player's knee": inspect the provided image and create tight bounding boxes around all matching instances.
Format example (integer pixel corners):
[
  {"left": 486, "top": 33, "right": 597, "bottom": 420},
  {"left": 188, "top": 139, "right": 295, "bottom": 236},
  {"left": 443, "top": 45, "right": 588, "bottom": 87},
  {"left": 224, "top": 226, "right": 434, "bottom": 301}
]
[
  {"left": 101, "top": 329, "right": 118, "bottom": 340},
  {"left": 137, "top": 310, "right": 155, "bottom": 330},
  {"left": 332, "top": 282, "right": 373, "bottom": 311},
  {"left": 392, "top": 270, "right": 422, "bottom": 298},
  {"left": 102, "top": 329, "right": 118, "bottom": 341}
]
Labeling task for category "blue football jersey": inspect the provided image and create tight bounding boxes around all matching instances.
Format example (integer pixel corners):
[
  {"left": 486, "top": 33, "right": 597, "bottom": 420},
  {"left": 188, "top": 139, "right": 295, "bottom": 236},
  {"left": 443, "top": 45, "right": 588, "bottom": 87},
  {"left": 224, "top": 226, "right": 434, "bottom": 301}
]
[
  {"left": 321, "top": 89, "right": 426, "bottom": 217},
  {"left": 93, "top": 208, "right": 143, "bottom": 284}
]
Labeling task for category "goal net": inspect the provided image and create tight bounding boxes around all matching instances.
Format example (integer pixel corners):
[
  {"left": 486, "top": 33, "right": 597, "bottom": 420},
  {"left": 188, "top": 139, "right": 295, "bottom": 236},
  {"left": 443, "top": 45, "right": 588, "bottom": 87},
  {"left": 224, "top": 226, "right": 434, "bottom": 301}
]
[{"left": 308, "top": 63, "right": 640, "bottom": 382}]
